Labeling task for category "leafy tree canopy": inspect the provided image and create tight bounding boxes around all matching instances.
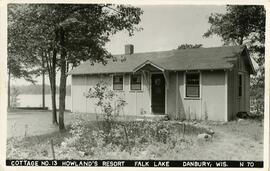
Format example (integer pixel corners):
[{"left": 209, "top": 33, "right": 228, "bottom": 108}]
[
  {"left": 203, "top": 5, "right": 265, "bottom": 59},
  {"left": 177, "top": 44, "right": 202, "bottom": 50},
  {"left": 8, "top": 4, "right": 143, "bottom": 67},
  {"left": 8, "top": 4, "right": 41, "bottom": 82},
  {"left": 8, "top": 4, "right": 143, "bottom": 129}
]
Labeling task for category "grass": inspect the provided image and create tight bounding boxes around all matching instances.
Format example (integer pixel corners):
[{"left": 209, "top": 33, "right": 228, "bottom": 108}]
[
  {"left": 6, "top": 118, "right": 263, "bottom": 160},
  {"left": 7, "top": 129, "right": 72, "bottom": 159}
]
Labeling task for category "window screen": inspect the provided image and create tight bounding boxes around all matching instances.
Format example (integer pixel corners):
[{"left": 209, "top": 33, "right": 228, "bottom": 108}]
[
  {"left": 186, "top": 73, "right": 200, "bottom": 98},
  {"left": 113, "top": 75, "right": 123, "bottom": 90},
  {"left": 130, "top": 74, "right": 142, "bottom": 90}
]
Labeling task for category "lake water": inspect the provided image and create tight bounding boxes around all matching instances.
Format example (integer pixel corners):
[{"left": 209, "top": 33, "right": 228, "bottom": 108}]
[{"left": 17, "top": 94, "right": 71, "bottom": 110}]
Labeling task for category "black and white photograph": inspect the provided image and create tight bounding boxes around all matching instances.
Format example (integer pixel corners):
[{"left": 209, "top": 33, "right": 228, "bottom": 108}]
[{"left": 1, "top": 0, "right": 269, "bottom": 169}]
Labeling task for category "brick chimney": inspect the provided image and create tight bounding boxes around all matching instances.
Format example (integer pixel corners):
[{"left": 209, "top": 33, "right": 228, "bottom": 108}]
[{"left": 125, "top": 44, "right": 134, "bottom": 55}]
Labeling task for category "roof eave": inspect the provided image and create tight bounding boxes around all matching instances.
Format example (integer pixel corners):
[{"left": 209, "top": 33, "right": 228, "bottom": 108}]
[
  {"left": 243, "top": 46, "right": 256, "bottom": 75},
  {"left": 132, "top": 60, "right": 165, "bottom": 73}
]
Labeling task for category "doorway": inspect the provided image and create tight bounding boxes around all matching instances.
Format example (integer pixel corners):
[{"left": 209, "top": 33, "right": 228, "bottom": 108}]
[{"left": 151, "top": 74, "right": 165, "bottom": 114}]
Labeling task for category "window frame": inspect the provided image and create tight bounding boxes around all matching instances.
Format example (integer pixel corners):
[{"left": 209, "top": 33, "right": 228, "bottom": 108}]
[
  {"left": 130, "top": 73, "right": 143, "bottom": 91},
  {"left": 238, "top": 73, "right": 243, "bottom": 97},
  {"left": 184, "top": 72, "right": 201, "bottom": 99},
  {"left": 112, "top": 74, "right": 124, "bottom": 91}
]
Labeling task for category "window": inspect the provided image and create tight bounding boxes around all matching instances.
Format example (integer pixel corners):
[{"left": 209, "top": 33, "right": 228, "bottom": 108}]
[
  {"left": 185, "top": 73, "right": 200, "bottom": 98},
  {"left": 130, "top": 74, "right": 142, "bottom": 90},
  {"left": 113, "top": 75, "right": 123, "bottom": 90},
  {"left": 238, "top": 74, "right": 242, "bottom": 97}
]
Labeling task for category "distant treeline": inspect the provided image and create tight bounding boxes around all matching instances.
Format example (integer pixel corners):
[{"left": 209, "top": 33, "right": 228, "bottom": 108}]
[{"left": 11, "top": 84, "right": 71, "bottom": 96}]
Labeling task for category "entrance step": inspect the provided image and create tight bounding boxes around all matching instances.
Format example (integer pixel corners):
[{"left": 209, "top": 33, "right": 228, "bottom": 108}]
[{"left": 117, "top": 114, "right": 168, "bottom": 121}]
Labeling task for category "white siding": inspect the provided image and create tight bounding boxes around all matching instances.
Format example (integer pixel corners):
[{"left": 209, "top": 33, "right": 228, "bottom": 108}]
[{"left": 71, "top": 73, "right": 151, "bottom": 116}]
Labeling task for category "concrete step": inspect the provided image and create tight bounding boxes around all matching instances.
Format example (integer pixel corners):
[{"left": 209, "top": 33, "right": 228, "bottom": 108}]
[{"left": 116, "top": 114, "right": 168, "bottom": 121}]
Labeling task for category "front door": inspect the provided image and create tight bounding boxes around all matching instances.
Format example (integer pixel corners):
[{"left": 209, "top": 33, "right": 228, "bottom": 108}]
[{"left": 151, "top": 74, "right": 165, "bottom": 114}]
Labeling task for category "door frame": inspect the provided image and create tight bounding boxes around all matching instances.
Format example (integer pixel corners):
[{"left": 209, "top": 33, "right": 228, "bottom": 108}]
[{"left": 150, "top": 72, "right": 167, "bottom": 114}]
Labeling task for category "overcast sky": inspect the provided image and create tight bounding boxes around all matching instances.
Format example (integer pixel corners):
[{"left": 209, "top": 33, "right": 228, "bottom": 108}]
[
  {"left": 13, "top": 5, "right": 227, "bottom": 86},
  {"left": 106, "top": 5, "right": 226, "bottom": 54}
]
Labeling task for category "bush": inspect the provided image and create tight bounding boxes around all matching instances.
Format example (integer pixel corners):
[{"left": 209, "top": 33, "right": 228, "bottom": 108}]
[
  {"left": 85, "top": 82, "right": 127, "bottom": 133},
  {"left": 57, "top": 115, "right": 201, "bottom": 159}
]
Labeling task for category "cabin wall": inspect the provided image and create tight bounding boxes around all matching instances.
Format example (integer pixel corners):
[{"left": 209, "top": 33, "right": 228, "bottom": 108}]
[
  {"left": 72, "top": 70, "right": 232, "bottom": 121},
  {"left": 167, "top": 72, "right": 177, "bottom": 119},
  {"left": 227, "top": 55, "right": 251, "bottom": 119},
  {"left": 227, "top": 68, "right": 236, "bottom": 120},
  {"left": 201, "top": 71, "right": 226, "bottom": 121},
  {"left": 167, "top": 70, "right": 227, "bottom": 121},
  {"left": 71, "top": 73, "right": 151, "bottom": 115}
]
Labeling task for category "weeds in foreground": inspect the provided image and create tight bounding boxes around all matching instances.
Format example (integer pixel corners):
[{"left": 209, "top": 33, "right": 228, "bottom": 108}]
[
  {"left": 7, "top": 116, "right": 202, "bottom": 160},
  {"left": 7, "top": 118, "right": 263, "bottom": 160}
]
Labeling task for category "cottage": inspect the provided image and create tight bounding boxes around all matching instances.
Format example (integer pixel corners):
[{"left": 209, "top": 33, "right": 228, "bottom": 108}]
[{"left": 68, "top": 44, "right": 255, "bottom": 121}]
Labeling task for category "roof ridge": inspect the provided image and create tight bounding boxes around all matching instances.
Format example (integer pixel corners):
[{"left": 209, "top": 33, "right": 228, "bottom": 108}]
[{"left": 112, "top": 45, "right": 244, "bottom": 56}]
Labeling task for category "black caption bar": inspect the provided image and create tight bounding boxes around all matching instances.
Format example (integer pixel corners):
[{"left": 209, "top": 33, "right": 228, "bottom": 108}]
[{"left": 6, "top": 160, "right": 263, "bottom": 168}]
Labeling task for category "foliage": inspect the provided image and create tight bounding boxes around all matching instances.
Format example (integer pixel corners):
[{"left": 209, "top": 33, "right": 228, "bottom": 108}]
[
  {"left": 204, "top": 5, "right": 265, "bottom": 47},
  {"left": 8, "top": 4, "right": 143, "bottom": 130},
  {"left": 7, "top": 119, "right": 263, "bottom": 160},
  {"left": 85, "top": 81, "right": 127, "bottom": 133},
  {"left": 250, "top": 98, "right": 264, "bottom": 116},
  {"left": 86, "top": 82, "right": 127, "bottom": 119},
  {"left": 8, "top": 5, "right": 40, "bottom": 83},
  {"left": 57, "top": 117, "right": 199, "bottom": 159},
  {"left": 204, "top": 5, "right": 265, "bottom": 115},
  {"left": 177, "top": 44, "right": 202, "bottom": 50}
]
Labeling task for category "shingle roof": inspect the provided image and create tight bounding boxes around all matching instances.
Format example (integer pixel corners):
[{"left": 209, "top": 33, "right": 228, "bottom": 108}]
[{"left": 68, "top": 45, "right": 252, "bottom": 75}]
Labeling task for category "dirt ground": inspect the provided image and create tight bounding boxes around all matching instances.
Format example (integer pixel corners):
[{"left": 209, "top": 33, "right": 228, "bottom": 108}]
[{"left": 181, "top": 119, "right": 264, "bottom": 160}]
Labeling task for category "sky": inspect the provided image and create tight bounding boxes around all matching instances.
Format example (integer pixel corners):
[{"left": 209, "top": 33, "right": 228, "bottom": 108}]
[
  {"left": 12, "top": 5, "right": 227, "bottom": 86},
  {"left": 106, "top": 5, "right": 226, "bottom": 54}
]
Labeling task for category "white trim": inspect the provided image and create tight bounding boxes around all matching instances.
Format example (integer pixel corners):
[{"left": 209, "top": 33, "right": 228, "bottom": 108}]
[
  {"left": 133, "top": 60, "right": 164, "bottom": 72},
  {"left": 141, "top": 70, "right": 149, "bottom": 86},
  {"left": 71, "top": 75, "right": 73, "bottom": 112},
  {"left": 183, "top": 73, "right": 186, "bottom": 98},
  {"left": 149, "top": 72, "right": 152, "bottom": 114},
  {"left": 165, "top": 81, "right": 167, "bottom": 114},
  {"left": 200, "top": 71, "right": 202, "bottom": 99},
  {"left": 129, "top": 73, "right": 143, "bottom": 91},
  {"left": 184, "top": 71, "right": 202, "bottom": 99},
  {"left": 163, "top": 70, "right": 170, "bottom": 90},
  {"left": 225, "top": 71, "right": 228, "bottom": 122},
  {"left": 176, "top": 72, "right": 179, "bottom": 115},
  {"left": 84, "top": 74, "right": 87, "bottom": 113},
  {"left": 243, "top": 46, "right": 256, "bottom": 74},
  {"left": 112, "top": 74, "right": 124, "bottom": 91}
]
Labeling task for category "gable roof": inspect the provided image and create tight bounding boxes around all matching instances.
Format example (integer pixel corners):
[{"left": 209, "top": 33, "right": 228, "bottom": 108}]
[{"left": 68, "top": 45, "right": 254, "bottom": 75}]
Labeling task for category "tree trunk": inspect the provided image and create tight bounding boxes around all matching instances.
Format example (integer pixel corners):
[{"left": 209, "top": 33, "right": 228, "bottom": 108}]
[
  {"left": 8, "top": 70, "right": 11, "bottom": 109},
  {"left": 42, "top": 54, "right": 45, "bottom": 109},
  {"left": 51, "top": 49, "right": 58, "bottom": 125},
  {"left": 58, "top": 27, "right": 66, "bottom": 131},
  {"left": 59, "top": 54, "right": 67, "bottom": 131}
]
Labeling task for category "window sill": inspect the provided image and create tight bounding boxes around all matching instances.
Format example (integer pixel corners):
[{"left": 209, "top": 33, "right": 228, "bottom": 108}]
[
  {"left": 184, "top": 97, "right": 201, "bottom": 100},
  {"left": 114, "top": 90, "right": 125, "bottom": 92},
  {"left": 129, "top": 90, "right": 143, "bottom": 93}
]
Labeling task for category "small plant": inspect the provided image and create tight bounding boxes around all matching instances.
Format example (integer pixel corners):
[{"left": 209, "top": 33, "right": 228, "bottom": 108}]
[
  {"left": 205, "top": 111, "right": 208, "bottom": 121},
  {"left": 85, "top": 81, "right": 127, "bottom": 134}
]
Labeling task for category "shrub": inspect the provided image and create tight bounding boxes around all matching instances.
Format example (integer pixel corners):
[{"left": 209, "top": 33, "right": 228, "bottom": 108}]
[
  {"left": 58, "top": 115, "right": 205, "bottom": 159},
  {"left": 85, "top": 81, "right": 127, "bottom": 133}
]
